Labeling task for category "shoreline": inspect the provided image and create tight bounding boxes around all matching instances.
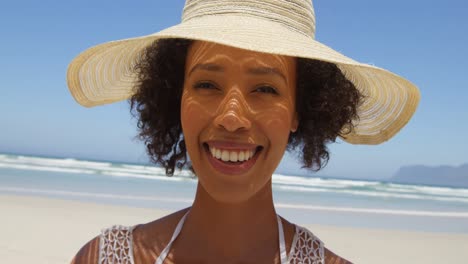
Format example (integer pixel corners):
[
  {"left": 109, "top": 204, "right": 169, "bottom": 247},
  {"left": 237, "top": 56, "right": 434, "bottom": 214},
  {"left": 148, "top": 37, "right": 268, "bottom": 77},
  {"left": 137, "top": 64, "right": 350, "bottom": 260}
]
[{"left": 2, "top": 194, "right": 468, "bottom": 263}]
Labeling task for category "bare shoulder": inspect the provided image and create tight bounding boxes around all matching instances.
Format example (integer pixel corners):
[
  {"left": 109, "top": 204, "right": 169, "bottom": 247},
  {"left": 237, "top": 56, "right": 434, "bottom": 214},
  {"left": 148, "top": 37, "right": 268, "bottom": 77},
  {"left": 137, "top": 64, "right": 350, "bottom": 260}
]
[
  {"left": 70, "top": 236, "right": 100, "bottom": 264},
  {"left": 133, "top": 207, "right": 190, "bottom": 244},
  {"left": 131, "top": 207, "right": 190, "bottom": 261},
  {"left": 325, "top": 247, "right": 353, "bottom": 264},
  {"left": 70, "top": 208, "right": 190, "bottom": 264}
]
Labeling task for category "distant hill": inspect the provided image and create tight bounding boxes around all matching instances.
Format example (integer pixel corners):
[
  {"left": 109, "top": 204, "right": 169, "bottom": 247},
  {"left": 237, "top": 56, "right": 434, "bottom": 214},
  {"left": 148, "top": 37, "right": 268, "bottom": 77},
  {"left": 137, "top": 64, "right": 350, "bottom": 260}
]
[{"left": 391, "top": 164, "right": 468, "bottom": 188}]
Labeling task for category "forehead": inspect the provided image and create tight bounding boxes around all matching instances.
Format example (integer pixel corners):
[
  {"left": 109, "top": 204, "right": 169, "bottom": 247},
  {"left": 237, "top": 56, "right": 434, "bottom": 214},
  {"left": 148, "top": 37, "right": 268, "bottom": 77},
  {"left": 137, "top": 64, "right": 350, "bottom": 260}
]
[{"left": 186, "top": 41, "right": 296, "bottom": 74}]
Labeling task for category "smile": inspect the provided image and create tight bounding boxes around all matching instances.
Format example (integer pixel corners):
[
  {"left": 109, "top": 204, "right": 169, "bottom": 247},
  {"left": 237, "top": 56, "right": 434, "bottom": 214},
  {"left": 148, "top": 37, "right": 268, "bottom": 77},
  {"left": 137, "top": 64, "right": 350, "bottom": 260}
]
[
  {"left": 209, "top": 147, "right": 256, "bottom": 162},
  {"left": 203, "top": 142, "right": 263, "bottom": 175}
]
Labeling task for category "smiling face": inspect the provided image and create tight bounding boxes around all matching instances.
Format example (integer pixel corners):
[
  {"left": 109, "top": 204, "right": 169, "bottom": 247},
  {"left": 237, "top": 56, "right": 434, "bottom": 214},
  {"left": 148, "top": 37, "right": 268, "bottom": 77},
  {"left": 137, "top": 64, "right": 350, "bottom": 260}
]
[{"left": 181, "top": 41, "right": 298, "bottom": 203}]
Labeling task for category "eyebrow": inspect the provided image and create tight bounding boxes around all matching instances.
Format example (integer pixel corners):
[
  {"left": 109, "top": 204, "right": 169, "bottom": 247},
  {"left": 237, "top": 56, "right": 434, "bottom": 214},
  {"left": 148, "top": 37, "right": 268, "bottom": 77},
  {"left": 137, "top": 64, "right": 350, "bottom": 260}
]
[
  {"left": 246, "top": 66, "right": 287, "bottom": 82},
  {"left": 188, "top": 63, "right": 224, "bottom": 76},
  {"left": 189, "top": 63, "right": 287, "bottom": 82}
]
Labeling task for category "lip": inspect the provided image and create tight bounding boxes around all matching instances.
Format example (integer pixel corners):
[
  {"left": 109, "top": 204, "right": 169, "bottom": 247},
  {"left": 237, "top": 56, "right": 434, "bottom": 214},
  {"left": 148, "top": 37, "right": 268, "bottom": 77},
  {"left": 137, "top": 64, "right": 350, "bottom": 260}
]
[{"left": 204, "top": 141, "right": 262, "bottom": 175}]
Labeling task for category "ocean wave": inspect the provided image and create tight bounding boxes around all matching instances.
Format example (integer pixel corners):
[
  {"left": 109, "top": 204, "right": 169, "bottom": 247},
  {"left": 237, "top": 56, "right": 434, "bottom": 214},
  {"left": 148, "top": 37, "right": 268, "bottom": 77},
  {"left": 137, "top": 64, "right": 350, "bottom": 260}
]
[
  {"left": 0, "top": 155, "right": 190, "bottom": 180},
  {"left": 0, "top": 186, "right": 193, "bottom": 203},
  {"left": 2, "top": 186, "right": 468, "bottom": 218},
  {"left": 275, "top": 185, "right": 468, "bottom": 203},
  {"left": 272, "top": 174, "right": 380, "bottom": 189},
  {"left": 373, "top": 183, "right": 468, "bottom": 198},
  {"left": 103, "top": 171, "right": 192, "bottom": 182},
  {"left": 0, "top": 163, "right": 95, "bottom": 175},
  {"left": 0, "top": 155, "right": 113, "bottom": 170},
  {"left": 2, "top": 154, "right": 468, "bottom": 203}
]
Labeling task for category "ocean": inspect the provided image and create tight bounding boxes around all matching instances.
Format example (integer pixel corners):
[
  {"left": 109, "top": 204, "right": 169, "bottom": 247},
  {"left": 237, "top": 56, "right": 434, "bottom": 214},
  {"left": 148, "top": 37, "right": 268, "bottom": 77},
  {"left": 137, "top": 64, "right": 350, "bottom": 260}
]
[{"left": 1, "top": 153, "right": 467, "bottom": 234}]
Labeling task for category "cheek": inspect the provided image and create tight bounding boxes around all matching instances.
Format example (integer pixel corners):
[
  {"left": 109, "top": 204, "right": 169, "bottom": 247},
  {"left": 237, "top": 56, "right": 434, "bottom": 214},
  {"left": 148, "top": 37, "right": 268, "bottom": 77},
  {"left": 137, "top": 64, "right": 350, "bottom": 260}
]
[
  {"left": 253, "top": 102, "right": 294, "bottom": 145},
  {"left": 180, "top": 91, "right": 213, "bottom": 144}
]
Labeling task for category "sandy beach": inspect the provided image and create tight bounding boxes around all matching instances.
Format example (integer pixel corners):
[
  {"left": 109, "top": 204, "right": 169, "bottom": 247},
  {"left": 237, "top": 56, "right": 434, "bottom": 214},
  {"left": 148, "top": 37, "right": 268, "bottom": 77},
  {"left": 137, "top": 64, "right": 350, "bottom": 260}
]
[{"left": 2, "top": 194, "right": 468, "bottom": 264}]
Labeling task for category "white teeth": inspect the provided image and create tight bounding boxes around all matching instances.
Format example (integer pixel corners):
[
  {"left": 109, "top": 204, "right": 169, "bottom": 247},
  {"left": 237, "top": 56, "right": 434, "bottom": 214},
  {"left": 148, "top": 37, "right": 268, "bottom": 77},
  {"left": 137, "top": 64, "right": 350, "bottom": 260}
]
[
  {"left": 238, "top": 151, "right": 245, "bottom": 162},
  {"left": 229, "top": 152, "right": 238, "bottom": 162},
  {"left": 209, "top": 146, "right": 257, "bottom": 162},
  {"left": 221, "top": 150, "right": 230, "bottom": 162}
]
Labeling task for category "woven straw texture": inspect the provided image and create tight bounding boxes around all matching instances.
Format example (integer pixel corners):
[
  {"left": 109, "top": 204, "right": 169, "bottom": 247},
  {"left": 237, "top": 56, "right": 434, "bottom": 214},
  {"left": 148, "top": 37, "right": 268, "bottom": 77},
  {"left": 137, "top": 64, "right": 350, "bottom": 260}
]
[{"left": 67, "top": 0, "right": 420, "bottom": 145}]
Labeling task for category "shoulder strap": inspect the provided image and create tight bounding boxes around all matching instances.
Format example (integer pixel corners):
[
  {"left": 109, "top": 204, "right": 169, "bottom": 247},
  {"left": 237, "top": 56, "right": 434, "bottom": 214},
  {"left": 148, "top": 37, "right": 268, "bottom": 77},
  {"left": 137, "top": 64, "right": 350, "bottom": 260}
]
[
  {"left": 155, "top": 210, "right": 190, "bottom": 264},
  {"left": 277, "top": 215, "right": 288, "bottom": 264},
  {"left": 288, "top": 225, "right": 325, "bottom": 264},
  {"left": 99, "top": 225, "right": 135, "bottom": 264}
]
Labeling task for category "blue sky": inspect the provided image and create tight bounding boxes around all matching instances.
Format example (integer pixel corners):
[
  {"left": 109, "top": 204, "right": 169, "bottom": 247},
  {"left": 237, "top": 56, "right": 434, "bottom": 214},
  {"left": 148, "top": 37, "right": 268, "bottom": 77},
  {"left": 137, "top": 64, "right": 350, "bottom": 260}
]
[{"left": 0, "top": 0, "right": 467, "bottom": 180}]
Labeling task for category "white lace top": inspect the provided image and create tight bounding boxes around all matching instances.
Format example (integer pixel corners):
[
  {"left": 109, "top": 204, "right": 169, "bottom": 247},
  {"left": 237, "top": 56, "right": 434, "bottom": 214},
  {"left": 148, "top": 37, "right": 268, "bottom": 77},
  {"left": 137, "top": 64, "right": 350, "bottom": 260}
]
[{"left": 98, "top": 212, "right": 325, "bottom": 264}]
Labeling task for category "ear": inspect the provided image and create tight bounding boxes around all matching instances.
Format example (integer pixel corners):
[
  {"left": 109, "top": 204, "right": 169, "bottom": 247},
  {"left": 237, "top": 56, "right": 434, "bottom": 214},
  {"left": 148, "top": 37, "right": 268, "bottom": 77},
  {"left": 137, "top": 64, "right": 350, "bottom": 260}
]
[{"left": 291, "top": 112, "right": 299, "bottom": 133}]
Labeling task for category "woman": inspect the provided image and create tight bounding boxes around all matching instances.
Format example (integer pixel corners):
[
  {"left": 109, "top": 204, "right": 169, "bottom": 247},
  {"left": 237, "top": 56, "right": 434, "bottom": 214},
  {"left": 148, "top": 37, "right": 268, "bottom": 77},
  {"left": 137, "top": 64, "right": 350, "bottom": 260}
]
[{"left": 67, "top": 1, "right": 420, "bottom": 263}]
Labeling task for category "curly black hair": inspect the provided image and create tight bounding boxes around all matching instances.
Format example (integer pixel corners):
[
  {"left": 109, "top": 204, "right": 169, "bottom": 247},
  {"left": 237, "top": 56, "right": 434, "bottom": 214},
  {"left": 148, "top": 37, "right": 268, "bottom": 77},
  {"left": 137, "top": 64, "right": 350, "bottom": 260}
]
[{"left": 131, "top": 39, "right": 362, "bottom": 175}]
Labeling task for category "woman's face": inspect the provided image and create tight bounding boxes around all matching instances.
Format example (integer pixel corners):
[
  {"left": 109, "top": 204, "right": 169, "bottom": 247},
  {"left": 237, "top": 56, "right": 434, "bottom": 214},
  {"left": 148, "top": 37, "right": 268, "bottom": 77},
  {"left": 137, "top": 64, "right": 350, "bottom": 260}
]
[{"left": 181, "top": 41, "right": 298, "bottom": 203}]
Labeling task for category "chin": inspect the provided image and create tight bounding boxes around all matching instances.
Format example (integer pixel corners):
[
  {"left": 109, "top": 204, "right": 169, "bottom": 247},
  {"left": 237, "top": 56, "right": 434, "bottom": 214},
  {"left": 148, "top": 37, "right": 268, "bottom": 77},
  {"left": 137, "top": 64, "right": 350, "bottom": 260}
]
[{"left": 196, "top": 171, "right": 273, "bottom": 205}]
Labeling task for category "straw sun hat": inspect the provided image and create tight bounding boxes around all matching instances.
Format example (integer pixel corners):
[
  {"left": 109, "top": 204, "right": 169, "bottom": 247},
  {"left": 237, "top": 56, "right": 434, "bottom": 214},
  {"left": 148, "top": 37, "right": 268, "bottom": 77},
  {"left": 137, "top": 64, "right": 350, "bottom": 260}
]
[{"left": 67, "top": 0, "right": 420, "bottom": 145}]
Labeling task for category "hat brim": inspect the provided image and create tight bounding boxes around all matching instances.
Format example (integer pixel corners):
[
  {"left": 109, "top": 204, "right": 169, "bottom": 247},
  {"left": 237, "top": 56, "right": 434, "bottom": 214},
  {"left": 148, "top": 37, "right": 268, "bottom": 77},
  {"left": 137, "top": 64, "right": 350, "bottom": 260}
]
[{"left": 67, "top": 14, "right": 420, "bottom": 145}]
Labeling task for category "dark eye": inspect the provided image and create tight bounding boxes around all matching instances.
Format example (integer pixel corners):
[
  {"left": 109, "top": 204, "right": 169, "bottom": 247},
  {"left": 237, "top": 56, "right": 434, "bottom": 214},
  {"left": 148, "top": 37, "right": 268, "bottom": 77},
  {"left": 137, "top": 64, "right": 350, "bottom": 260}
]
[
  {"left": 254, "top": 85, "right": 278, "bottom": 95},
  {"left": 193, "top": 81, "right": 218, "bottom": 90}
]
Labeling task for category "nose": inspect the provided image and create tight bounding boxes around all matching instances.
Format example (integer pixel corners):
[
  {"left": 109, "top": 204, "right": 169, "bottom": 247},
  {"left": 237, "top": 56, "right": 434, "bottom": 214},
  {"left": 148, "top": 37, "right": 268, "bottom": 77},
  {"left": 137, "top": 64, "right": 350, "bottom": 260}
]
[{"left": 214, "top": 90, "right": 252, "bottom": 132}]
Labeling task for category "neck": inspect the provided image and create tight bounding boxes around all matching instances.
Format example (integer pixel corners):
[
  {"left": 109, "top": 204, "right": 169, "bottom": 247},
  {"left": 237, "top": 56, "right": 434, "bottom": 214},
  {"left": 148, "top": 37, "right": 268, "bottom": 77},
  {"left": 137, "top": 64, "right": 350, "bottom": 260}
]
[{"left": 181, "top": 179, "right": 279, "bottom": 258}]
